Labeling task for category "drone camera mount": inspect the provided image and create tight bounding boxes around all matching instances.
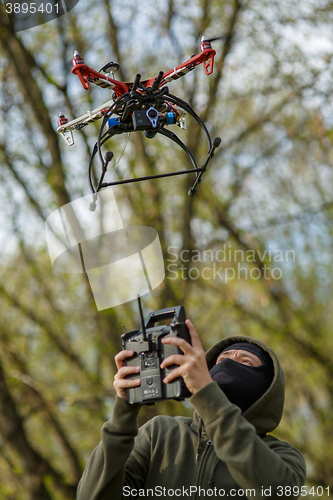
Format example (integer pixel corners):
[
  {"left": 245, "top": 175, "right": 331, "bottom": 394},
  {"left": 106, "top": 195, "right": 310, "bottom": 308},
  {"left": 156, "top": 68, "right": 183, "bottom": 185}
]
[
  {"left": 133, "top": 110, "right": 155, "bottom": 130},
  {"left": 146, "top": 107, "right": 159, "bottom": 128}
]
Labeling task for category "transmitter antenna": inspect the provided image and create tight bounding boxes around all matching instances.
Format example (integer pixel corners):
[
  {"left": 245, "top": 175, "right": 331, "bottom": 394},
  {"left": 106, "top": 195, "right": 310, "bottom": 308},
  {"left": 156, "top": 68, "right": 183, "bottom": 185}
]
[{"left": 137, "top": 295, "right": 147, "bottom": 342}]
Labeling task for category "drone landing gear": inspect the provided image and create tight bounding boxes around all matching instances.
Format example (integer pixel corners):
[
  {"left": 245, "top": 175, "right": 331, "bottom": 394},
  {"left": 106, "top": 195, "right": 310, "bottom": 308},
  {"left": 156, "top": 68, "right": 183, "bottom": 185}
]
[
  {"left": 89, "top": 151, "right": 114, "bottom": 211},
  {"left": 89, "top": 132, "right": 221, "bottom": 212},
  {"left": 188, "top": 137, "right": 221, "bottom": 196},
  {"left": 88, "top": 83, "right": 221, "bottom": 209}
]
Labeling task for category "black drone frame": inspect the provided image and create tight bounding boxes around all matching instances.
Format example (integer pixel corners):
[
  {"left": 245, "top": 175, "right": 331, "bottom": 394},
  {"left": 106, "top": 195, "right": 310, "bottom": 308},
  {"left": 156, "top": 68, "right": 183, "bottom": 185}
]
[{"left": 88, "top": 73, "right": 221, "bottom": 211}]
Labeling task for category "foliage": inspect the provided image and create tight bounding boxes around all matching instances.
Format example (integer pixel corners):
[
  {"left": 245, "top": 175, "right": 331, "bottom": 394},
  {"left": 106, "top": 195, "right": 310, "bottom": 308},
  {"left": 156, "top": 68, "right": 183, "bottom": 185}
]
[{"left": 1, "top": 0, "right": 333, "bottom": 497}]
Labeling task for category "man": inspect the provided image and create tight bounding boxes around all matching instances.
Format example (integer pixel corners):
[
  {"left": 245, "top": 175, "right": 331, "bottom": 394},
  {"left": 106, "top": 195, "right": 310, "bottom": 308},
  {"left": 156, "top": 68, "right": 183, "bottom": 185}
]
[{"left": 77, "top": 319, "right": 306, "bottom": 500}]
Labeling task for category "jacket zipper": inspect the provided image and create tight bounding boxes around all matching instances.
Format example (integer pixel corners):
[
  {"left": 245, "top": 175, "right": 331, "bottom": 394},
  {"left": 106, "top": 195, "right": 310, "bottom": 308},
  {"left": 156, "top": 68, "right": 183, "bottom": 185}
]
[{"left": 193, "top": 440, "right": 213, "bottom": 500}]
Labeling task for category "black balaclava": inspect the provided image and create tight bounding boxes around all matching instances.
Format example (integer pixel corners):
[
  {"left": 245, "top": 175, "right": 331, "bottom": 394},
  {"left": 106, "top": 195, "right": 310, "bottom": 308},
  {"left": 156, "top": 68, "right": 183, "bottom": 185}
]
[{"left": 209, "top": 341, "right": 274, "bottom": 413}]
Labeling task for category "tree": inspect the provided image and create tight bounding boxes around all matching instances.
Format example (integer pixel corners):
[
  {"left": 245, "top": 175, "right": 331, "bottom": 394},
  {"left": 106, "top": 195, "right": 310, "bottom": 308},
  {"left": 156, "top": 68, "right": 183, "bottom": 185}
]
[{"left": 1, "top": 0, "right": 333, "bottom": 497}]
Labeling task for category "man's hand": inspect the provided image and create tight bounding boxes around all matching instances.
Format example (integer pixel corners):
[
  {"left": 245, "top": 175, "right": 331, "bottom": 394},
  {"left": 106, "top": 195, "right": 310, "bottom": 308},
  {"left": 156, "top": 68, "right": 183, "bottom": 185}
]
[
  {"left": 160, "top": 319, "right": 213, "bottom": 395},
  {"left": 113, "top": 350, "right": 140, "bottom": 399}
]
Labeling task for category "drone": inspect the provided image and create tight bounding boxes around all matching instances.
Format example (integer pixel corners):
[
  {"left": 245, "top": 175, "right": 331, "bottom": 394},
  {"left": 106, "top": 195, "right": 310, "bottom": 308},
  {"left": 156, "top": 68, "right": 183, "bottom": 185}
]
[{"left": 57, "top": 36, "right": 222, "bottom": 209}]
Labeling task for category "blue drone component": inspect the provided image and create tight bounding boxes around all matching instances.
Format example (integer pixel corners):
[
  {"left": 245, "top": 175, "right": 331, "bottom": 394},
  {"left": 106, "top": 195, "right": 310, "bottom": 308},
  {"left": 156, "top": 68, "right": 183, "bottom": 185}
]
[
  {"left": 107, "top": 117, "right": 120, "bottom": 129},
  {"left": 144, "top": 130, "right": 157, "bottom": 139},
  {"left": 166, "top": 112, "right": 177, "bottom": 125}
]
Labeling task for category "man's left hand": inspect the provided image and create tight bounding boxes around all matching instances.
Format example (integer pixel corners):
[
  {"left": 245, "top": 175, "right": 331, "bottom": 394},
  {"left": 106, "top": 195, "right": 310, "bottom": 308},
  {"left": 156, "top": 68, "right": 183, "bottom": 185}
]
[{"left": 160, "top": 319, "right": 213, "bottom": 395}]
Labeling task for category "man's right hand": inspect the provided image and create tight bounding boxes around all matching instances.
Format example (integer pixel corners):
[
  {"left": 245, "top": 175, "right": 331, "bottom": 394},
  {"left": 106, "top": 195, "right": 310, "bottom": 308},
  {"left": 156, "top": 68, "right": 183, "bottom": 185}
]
[{"left": 113, "top": 350, "right": 141, "bottom": 399}]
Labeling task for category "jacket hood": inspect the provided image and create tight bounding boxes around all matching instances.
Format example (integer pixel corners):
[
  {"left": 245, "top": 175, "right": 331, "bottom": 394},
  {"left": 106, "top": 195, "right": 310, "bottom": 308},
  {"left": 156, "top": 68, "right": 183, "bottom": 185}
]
[{"left": 204, "top": 335, "right": 285, "bottom": 435}]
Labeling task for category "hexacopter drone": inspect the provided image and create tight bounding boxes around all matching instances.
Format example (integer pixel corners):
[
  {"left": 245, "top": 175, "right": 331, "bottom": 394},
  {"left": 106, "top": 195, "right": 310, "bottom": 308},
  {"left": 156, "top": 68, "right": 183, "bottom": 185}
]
[{"left": 57, "top": 36, "right": 222, "bottom": 210}]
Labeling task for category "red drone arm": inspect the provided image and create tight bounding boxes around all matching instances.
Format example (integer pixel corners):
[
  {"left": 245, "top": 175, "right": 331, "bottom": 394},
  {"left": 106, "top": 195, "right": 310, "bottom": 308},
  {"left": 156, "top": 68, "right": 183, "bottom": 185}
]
[
  {"left": 71, "top": 43, "right": 215, "bottom": 96},
  {"left": 157, "top": 47, "right": 216, "bottom": 86},
  {"left": 202, "top": 50, "right": 215, "bottom": 75},
  {"left": 71, "top": 52, "right": 129, "bottom": 96}
]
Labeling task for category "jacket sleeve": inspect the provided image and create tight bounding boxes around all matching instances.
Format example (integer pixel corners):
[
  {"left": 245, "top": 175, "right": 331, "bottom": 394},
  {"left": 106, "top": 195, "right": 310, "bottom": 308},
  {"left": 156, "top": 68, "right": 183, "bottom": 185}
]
[
  {"left": 190, "top": 382, "right": 306, "bottom": 500},
  {"left": 76, "top": 396, "right": 144, "bottom": 500}
]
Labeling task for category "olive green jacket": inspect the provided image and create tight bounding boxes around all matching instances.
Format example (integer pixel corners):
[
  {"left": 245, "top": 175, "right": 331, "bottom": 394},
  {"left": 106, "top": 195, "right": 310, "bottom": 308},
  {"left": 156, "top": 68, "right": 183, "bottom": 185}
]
[{"left": 77, "top": 336, "right": 306, "bottom": 499}]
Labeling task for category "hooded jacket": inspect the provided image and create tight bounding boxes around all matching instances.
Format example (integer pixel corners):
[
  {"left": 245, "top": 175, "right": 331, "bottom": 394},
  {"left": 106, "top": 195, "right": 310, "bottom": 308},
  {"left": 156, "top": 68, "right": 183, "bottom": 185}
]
[{"left": 77, "top": 336, "right": 306, "bottom": 500}]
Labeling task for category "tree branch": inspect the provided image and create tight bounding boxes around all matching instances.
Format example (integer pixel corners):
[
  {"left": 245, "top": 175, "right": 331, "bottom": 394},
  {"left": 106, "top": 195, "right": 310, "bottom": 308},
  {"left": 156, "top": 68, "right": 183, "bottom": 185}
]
[{"left": 0, "top": 359, "right": 76, "bottom": 499}]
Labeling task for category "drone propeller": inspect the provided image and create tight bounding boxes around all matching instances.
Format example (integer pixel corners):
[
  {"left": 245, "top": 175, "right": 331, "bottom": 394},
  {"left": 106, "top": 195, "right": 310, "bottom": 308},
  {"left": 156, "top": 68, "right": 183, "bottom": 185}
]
[
  {"left": 99, "top": 61, "right": 120, "bottom": 74},
  {"left": 204, "top": 35, "right": 226, "bottom": 43}
]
